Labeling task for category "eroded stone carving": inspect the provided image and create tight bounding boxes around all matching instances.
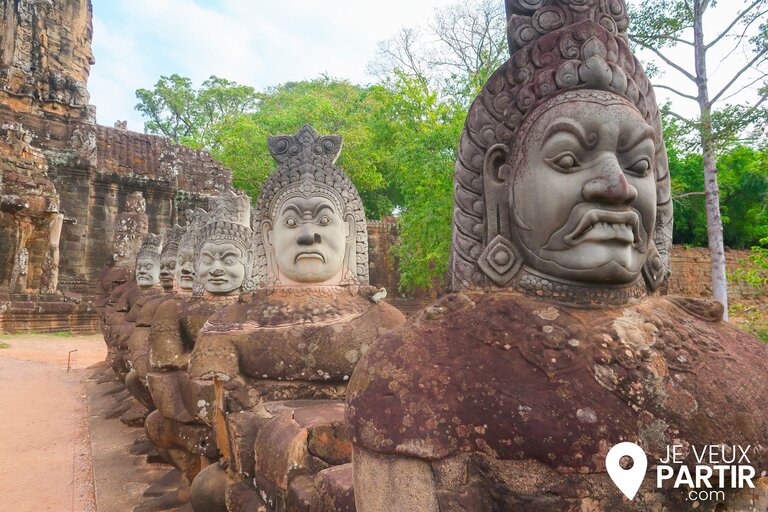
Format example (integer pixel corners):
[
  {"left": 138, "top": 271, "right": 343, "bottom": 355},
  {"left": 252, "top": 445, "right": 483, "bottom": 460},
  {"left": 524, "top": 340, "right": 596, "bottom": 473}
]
[
  {"left": 159, "top": 224, "right": 185, "bottom": 292},
  {"left": 185, "top": 126, "right": 404, "bottom": 511},
  {"left": 347, "top": 2, "right": 768, "bottom": 510},
  {"left": 144, "top": 191, "right": 253, "bottom": 486}
]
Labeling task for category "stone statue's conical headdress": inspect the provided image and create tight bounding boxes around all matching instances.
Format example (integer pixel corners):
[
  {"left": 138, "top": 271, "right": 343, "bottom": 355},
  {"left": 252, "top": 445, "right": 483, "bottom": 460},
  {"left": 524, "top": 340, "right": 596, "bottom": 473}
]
[
  {"left": 136, "top": 233, "right": 162, "bottom": 263},
  {"left": 160, "top": 225, "right": 185, "bottom": 259},
  {"left": 178, "top": 208, "right": 209, "bottom": 256},
  {"left": 451, "top": 0, "right": 671, "bottom": 293},
  {"left": 254, "top": 125, "right": 369, "bottom": 287}
]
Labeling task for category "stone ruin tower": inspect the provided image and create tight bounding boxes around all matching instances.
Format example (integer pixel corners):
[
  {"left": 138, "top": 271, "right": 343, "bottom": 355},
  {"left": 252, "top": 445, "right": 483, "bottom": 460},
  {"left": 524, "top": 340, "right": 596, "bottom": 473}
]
[{"left": 0, "top": 0, "right": 233, "bottom": 333}]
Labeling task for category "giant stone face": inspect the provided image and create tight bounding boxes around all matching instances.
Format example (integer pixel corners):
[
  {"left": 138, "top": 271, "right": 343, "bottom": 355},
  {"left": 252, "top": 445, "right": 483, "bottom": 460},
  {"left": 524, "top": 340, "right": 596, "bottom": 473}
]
[
  {"left": 511, "top": 98, "right": 657, "bottom": 284},
  {"left": 176, "top": 247, "right": 196, "bottom": 291},
  {"left": 159, "top": 255, "right": 177, "bottom": 291},
  {"left": 271, "top": 196, "right": 346, "bottom": 284},
  {"left": 135, "top": 257, "right": 160, "bottom": 288},
  {"left": 198, "top": 241, "right": 247, "bottom": 294}
]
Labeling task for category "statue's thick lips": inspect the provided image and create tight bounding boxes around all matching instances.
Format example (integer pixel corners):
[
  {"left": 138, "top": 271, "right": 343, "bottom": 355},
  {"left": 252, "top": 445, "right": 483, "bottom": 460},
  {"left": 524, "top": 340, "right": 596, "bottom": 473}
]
[
  {"left": 295, "top": 252, "right": 325, "bottom": 263},
  {"left": 208, "top": 278, "right": 228, "bottom": 284},
  {"left": 564, "top": 209, "right": 640, "bottom": 245}
]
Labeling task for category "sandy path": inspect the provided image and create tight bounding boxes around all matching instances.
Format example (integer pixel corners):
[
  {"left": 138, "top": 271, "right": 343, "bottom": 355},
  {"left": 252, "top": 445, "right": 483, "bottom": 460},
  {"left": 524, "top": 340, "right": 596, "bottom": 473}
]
[{"left": 0, "top": 335, "right": 106, "bottom": 512}]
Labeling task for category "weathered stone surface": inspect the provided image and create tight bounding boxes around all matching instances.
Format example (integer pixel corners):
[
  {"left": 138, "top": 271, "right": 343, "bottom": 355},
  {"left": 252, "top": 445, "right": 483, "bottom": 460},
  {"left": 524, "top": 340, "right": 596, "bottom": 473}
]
[
  {"left": 348, "top": 1, "right": 768, "bottom": 510},
  {"left": 225, "top": 481, "right": 265, "bottom": 512},
  {"left": 349, "top": 292, "right": 768, "bottom": 467},
  {"left": 190, "top": 462, "right": 229, "bottom": 512},
  {"left": 191, "top": 287, "right": 405, "bottom": 385},
  {"left": 0, "top": 0, "right": 233, "bottom": 334},
  {"left": 186, "top": 127, "right": 406, "bottom": 511},
  {"left": 310, "top": 464, "right": 355, "bottom": 512}
]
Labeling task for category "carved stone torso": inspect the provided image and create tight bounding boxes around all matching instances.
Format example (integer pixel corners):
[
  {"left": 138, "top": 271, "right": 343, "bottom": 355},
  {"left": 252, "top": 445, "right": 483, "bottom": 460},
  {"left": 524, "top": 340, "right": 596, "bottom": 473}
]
[
  {"left": 347, "top": 292, "right": 768, "bottom": 508},
  {"left": 190, "top": 287, "right": 406, "bottom": 408}
]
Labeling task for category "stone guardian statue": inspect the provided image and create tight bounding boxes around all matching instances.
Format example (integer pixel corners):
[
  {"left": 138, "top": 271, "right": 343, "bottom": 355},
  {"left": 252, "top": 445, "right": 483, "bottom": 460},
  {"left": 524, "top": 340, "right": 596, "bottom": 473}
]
[{"left": 347, "top": 2, "right": 768, "bottom": 511}]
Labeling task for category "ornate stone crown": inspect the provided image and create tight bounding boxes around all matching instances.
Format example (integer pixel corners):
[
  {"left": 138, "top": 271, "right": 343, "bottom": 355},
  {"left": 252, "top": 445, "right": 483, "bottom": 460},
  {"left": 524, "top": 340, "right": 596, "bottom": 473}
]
[
  {"left": 451, "top": 0, "right": 672, "bottom": 295},
  {"left": 178, "top": 208, "right": 210, "bottom": 255},
  {"left": 254, "top": 125, "right": 369, "bottom": 286},
  {"left": 198, "top": 189, "right": 253, "bottom": 256},
  {"left": 160, "top": 225, "right": 185, "bottom": 259},
  {"left": 137, "top": 233, "right": 162, "bottom": 263}
]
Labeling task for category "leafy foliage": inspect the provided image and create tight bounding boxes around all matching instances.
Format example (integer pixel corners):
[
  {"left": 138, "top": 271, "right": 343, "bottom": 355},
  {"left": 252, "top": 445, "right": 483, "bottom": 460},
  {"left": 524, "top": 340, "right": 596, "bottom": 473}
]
[
  {"left": 135, "top": 74, "right": 258, "bottom": 147},
  {"left": 731, "top": 238, "right": 768, "bottom": 289}
]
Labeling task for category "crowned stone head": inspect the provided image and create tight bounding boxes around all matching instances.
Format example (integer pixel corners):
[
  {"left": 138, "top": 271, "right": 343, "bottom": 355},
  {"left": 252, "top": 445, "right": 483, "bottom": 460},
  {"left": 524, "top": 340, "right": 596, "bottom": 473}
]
[
  {"left": 254, "top": 125, "right": 369, "bottom": 288},
  {"left": 177, "top": 208, "right": 209, "bottom": 292},
  {"left": 451, "top": 0, "right": 671, "bottom": 301},
  {"left": 159, "top": 225, "right": 186, "bottom": 291},
  {"left": 135, "top": 233, "right": 162, "bottom": 289},
  {"left": 195, "top": 190, "right": 255, "bottom": 296}
]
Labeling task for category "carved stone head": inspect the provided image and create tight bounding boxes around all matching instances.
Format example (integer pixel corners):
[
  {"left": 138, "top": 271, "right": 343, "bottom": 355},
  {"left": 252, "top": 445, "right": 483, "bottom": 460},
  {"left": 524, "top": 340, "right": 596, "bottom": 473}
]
[
  {"left": 451, "top": 0, "right": 671, "bottom": 299},
  {"left": 254, "top": 125, "right": 369, "bottom": 288},
  {"left": 195, "top": 190, "right": 254, "bottom": 296},
  {"left": 159, "top": 225, "right": 185, "bottom": 291},
  {"left": 176, "top": 209, "right": 209, "bottom": 292},
  {"left": 135, "top": 233, "right": 162, "bottom": 289}
]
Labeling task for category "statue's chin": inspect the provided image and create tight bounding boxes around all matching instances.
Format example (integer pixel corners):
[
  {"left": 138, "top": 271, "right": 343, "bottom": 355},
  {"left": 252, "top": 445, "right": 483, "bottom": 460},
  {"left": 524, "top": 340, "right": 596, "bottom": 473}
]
[
  {"left": 534, "top": 244, "right": 645, "bottom": 285},
  {"left": 280, "top": 261, "right": 342, "bottom": 284}
]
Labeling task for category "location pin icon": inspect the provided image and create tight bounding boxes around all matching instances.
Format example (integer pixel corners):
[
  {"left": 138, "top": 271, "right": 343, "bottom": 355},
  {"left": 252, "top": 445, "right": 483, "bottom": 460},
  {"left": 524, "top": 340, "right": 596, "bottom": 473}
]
[{"left": 606, "top": 442, "right": 648, "bottom": 501}]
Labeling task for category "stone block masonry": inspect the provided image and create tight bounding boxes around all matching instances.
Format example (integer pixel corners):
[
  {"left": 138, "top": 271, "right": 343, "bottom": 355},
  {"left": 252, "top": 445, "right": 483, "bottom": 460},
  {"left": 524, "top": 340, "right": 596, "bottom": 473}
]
[{"left": 0, "top": 0, "right": 232, "bottom": 333}]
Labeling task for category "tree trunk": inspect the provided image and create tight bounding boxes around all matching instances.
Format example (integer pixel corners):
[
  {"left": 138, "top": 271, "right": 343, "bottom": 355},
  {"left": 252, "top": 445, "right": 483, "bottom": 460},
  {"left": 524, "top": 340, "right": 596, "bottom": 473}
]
[
  {"left": 702, "top": 145, "right": 729, "bottom": 319},
  {"left": 693, "top": 0, "right": 729, "bottom": 320}
]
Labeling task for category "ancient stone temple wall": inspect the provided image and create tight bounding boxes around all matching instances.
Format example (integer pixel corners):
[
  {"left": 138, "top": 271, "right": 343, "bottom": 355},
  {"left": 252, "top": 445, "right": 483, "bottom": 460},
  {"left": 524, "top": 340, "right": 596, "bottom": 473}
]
[{"left": 0, "top": 0, "right": 232, "bottom": 333}]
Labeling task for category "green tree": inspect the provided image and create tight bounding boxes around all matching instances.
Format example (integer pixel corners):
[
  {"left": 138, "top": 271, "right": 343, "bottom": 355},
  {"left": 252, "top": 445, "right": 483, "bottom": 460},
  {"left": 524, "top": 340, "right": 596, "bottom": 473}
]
[
  {"left": 366, "top": 72, "right": 466, "bottom": 290},
  {"left": 211, "top": 77, "right": 393, "bottom": 219},
  {"left": 628, "top": 0, "right": 768, "bottom": 318},
  {"left": 135, "top": 74, "right": 258, "bottom": 147}
]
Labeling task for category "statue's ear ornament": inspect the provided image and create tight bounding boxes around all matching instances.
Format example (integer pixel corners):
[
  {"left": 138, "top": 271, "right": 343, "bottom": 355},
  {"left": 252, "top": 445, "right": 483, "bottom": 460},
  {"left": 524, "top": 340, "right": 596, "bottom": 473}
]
[
  {"left": 479, "top": 235, "right": 523, "bottom": 286},
  {"left": 642, "top": 242, "right": 665, "bottom": 292}
]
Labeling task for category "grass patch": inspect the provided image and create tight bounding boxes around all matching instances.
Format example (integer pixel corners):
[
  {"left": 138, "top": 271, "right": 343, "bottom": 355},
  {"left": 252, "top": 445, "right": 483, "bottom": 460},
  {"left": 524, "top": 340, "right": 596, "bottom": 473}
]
[
  {"left": 730, "top": 302, "right": 768, "bottom": 344},
  {"left": 52, "top": 331, "right": 74, "bottom": 337},
  {"left": 0, "top": 342, "right": 10, "bottom": 349}
]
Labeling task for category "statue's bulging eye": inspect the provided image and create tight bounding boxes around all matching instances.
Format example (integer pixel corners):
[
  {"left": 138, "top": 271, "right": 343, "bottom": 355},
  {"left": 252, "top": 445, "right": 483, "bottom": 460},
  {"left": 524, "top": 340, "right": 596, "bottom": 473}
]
[
  {"left": 627, "top": 158, "right": 651, "bottom": 176},
  {"left": 319, "top": 216, "right": 331, "bottom": 226},
  {"left": 225, "top": 257, "right": 236, "bottom": 265},
  {"left": 285, "top": 217, "right": 297, "bottom": 227},
  {"left": 546, "top": 152, "right": 580, "bottom": 172}
]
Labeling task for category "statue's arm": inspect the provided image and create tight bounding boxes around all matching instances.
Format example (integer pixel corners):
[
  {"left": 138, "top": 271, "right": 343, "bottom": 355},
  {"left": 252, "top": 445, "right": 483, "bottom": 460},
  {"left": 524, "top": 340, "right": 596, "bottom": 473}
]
[
  {"left": 148, "top": 300, "right": 186, "bottom": 369},
  {"left": 353, "top": 447, "right": 439, "bottom": 512}
]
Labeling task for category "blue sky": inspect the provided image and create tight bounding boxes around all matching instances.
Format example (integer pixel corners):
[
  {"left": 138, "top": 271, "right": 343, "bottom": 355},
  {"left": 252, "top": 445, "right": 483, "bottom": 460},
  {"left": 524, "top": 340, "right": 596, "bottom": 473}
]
[
  {"left": 89, "top": 0, "right": 456, "bottom": 131},
  {"left": 88, "top": 1, "right": 762, "bottom": 133}
]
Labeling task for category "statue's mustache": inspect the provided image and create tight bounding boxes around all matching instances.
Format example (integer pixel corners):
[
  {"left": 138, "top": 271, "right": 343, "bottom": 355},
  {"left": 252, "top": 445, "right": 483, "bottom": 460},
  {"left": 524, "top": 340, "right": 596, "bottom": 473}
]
[{"left": 542, "top": 203, "right": 647, "bottom": 252}]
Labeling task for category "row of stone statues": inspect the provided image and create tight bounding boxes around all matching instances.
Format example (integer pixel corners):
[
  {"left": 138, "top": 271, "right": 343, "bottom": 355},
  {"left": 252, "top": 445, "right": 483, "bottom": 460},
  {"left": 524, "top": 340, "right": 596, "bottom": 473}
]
[
  {"left": 97, "top": 1, "right": 768, "bottom": 511},
  {"left": 97, "top": 125, "right": 406, "bottom": 511}
]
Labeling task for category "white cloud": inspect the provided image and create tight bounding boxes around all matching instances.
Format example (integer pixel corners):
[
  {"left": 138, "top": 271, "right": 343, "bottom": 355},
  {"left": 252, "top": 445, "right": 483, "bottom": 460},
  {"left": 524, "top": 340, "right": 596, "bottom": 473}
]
[{"left": 88, "top": 0, "right": 456, "bottom": 130}]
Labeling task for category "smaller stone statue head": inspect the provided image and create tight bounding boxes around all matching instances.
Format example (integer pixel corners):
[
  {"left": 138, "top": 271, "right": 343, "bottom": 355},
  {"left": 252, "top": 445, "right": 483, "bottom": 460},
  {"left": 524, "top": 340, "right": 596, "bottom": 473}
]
[
  {"left": 135, "top": 233, "right": 162, "bottom": 288},
  {"left": 159, "top": 225, "right": 186, "bottom": 291},
  {"left": 255, "top": 125, "right": 369, "bottom": 288},
  {"left": 196, "top": 190, "right": 254, "bottom": 296},
  {"left": 176, "top": 209, "right": 209, "bottom": 293}
]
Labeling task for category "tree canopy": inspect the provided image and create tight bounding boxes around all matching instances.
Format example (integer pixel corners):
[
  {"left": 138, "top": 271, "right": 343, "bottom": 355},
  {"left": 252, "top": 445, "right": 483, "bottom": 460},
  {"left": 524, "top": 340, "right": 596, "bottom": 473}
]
[{"left": 135, "top": 0, "right": 768, "bottom": 294}]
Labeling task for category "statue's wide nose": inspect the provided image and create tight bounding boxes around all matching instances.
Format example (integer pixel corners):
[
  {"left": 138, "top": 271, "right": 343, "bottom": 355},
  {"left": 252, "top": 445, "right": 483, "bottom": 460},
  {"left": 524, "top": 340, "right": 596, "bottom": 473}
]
[{"left": 582, "top": 155, "right": 638, "bottom": 205}]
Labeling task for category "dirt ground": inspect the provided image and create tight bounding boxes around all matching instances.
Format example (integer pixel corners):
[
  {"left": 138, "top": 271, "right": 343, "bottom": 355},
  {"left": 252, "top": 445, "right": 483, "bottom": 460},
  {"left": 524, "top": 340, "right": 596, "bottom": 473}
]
[{"left": 0, "top": 334, "right": 106, "bottom": 512}]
